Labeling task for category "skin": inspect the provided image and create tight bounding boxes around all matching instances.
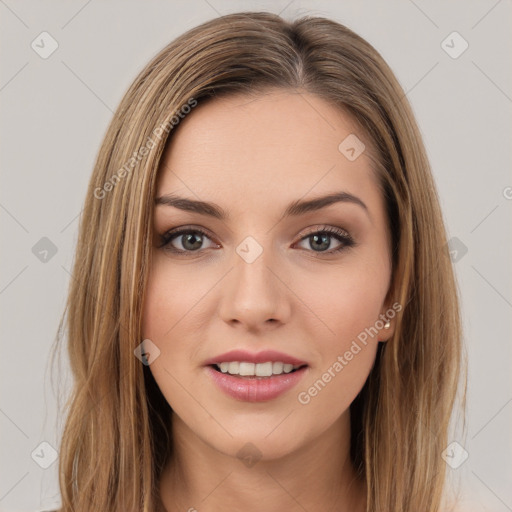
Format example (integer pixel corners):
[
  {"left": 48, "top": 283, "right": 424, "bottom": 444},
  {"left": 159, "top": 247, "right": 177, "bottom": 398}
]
[{"left": 141, "top": 89, "right": 396, "bottom": 512}]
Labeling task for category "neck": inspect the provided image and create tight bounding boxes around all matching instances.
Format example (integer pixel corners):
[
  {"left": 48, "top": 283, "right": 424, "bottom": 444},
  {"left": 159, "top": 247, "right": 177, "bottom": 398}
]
[{"left": 158, "top": 410, "right": 366, "bottom": 512}]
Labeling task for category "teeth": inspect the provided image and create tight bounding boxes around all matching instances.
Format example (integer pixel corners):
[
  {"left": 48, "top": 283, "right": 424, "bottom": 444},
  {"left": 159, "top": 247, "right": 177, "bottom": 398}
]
[
  {"left": 216, "top": 361, "right": 302, "bottom": 377},
  {"left": 283, "top": 363, "right": 294, "bottom": 373},
  {"left": 272, "top": 361, "right": 284, "bottom": 374},
  {"left": 239, "top": 362, "right": 255, "bottom": 376},
  {"left": 219, "top": 362, "right": 230, "bottom": 373}
]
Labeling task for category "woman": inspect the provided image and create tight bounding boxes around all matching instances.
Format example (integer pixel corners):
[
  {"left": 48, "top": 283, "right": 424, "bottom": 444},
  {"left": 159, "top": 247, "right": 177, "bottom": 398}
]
[{"left": 51, "top": 11, "right": 466, "bottom": 512}]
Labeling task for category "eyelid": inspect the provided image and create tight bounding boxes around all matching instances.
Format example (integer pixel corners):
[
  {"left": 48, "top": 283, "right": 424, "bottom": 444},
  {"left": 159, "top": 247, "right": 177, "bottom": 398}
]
[
  {"left": 158, "top": 225, "right": 217, "bottom": 250},
  {"left": 159, "top": 224, "right": 355, "bottom": 255},
  {"left": 299, "top": 224, "right": 351, "bottom": 239},
  {"left": 293, "top": 224, "right": 355, "bottom": 253}
]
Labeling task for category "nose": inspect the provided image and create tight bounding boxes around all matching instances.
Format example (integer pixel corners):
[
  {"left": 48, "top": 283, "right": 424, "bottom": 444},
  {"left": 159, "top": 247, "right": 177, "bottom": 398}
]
[{"left": 218, "top": 249, "right": 292, "bottom": 332}]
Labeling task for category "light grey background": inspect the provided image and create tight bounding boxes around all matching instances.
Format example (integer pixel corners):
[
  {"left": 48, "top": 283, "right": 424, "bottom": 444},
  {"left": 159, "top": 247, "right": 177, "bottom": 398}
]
[{"left": 1, "top": 1, "right": 511, "bottom": 511}]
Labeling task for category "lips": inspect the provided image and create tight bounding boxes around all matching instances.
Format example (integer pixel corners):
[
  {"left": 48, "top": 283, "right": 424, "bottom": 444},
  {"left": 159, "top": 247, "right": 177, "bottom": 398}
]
[
  {"left": 205, "top": 365, "right": 309, "bottom": 402},
  {"left": 202, "top": 349, "right": 309, "bottom": 367}
]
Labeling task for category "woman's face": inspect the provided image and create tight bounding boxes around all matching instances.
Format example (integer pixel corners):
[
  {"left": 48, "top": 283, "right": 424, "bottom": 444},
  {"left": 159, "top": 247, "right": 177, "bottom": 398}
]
[{"left": 142, "top": 89, "right": 395, "bottom": 461}]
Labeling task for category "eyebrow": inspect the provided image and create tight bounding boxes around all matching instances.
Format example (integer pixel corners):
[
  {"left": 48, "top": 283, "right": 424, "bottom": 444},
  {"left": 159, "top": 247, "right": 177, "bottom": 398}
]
[{"left": 155, "top": 191, "right": 370, "bottom": 221}]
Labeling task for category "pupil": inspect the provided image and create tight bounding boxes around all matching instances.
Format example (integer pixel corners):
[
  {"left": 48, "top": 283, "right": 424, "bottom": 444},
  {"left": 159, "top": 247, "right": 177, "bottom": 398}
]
[
  {"left": 311, "top": 233, "right": 329, "bottom": 251},
  {"left": 183, "top": 233, "right": 202, "bottom": 251}
]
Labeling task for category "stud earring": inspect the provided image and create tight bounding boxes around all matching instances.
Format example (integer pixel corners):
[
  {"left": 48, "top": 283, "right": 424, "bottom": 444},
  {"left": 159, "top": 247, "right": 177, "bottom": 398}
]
[{"left": 384, "top": 320, "right": 391, "bottom": 329}]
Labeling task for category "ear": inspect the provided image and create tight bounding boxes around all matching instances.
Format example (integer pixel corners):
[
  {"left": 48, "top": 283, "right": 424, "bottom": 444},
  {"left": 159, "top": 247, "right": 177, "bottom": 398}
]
[{"left": 377, "top": 297, "right": 401, "bottom": 342}]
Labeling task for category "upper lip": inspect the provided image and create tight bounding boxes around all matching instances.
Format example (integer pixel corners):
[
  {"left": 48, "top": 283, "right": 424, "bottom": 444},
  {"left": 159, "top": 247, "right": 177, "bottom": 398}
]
[{"left": 203, "top": 349, "right": 308, "bottom": 367}]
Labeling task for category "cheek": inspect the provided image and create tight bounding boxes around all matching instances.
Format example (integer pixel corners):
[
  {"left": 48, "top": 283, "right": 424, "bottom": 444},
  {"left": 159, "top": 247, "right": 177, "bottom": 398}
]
[
  {"left": 141, "top": 256, "right": 218, "bottom": 398},
  {"left": 291, "top": 256, "right": 387, "bottom": 408},
  {"left": 294, "top": 258, "right": 388, "bottom": 347},
  {"left": 141, "top": 262, "right": 207, "bottom": 412},
  {"left": 141, "top": 257, "right": 207, "bottom": 341}
]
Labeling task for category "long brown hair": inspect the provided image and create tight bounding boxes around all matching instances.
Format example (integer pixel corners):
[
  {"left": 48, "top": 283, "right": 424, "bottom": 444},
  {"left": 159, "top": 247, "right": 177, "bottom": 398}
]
[{"left": 50, "top": 11, "right": 466, "bottom": 511}]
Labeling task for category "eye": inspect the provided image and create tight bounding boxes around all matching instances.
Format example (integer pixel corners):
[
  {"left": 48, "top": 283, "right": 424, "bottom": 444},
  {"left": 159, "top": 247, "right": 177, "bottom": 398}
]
[
  {"left": 159, "top": 226, "right": 217, "bottom": 254},
  {"left": 158, "top": 224, "right": 355, "bottom": 256},
  {"left": 294, "top": 225, "right": 355, "bottom": 254}
]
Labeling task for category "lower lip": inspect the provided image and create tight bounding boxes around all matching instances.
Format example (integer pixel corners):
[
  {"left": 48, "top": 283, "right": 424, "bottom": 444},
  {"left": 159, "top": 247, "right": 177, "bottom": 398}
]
[{"left": 205, "top": 365, "right": 309, "bottom": 402}]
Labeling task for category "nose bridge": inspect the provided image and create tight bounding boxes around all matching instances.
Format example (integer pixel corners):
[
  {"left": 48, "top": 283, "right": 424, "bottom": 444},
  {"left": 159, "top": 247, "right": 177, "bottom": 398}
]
[{"left": 218, "top": 236, "right": 290, "bottom": 327}]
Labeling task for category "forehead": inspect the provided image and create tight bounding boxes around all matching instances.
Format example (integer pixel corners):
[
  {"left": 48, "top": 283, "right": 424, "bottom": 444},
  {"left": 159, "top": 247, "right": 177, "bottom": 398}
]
[{"left": 156, "top": 90, "right": 382, "bottom": 216}]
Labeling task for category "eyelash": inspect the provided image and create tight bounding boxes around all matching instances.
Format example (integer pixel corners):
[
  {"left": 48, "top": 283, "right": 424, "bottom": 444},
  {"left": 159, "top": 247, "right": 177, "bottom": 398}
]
[{"left": 158, "top": 224, "right": 356, "bottom": 257}]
